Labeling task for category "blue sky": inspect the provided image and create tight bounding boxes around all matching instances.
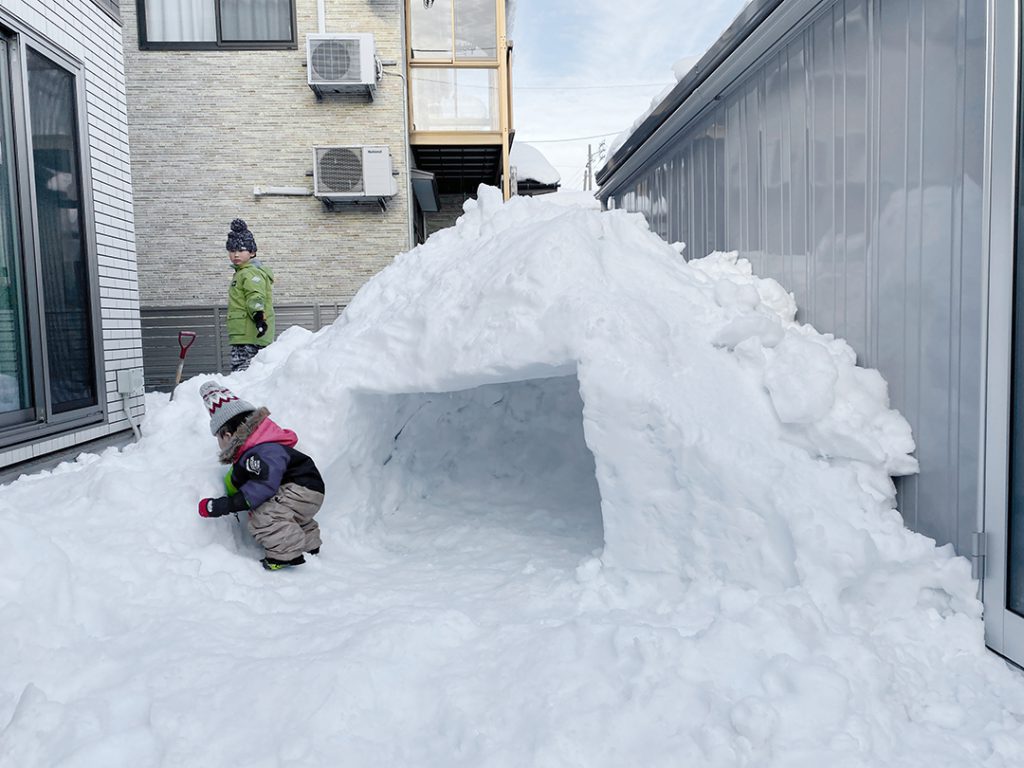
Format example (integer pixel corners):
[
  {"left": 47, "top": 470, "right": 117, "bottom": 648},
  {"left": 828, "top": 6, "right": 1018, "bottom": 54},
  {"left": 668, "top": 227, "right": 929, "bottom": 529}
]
[{"left": 510, "top": 0, "right": 749, "bottom": 190}]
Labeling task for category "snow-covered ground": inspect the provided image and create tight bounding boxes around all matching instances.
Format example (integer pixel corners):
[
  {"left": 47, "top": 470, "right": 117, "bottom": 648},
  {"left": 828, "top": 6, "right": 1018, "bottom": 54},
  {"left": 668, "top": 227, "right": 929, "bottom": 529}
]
[{"left": 4, "top": 188, "right": 1024, "bottom": 767}]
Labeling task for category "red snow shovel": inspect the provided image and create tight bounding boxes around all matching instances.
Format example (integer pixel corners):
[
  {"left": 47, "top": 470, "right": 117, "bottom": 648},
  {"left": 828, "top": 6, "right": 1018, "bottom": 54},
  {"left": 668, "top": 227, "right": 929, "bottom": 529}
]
[{"left": 169, "top": 330, "right": 197, "bottom": 401}]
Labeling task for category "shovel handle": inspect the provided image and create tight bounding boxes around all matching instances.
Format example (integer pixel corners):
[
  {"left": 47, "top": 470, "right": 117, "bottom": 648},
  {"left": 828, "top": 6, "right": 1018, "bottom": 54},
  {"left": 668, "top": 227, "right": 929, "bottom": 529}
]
[
  {"left": 169, "top": 331, "right": 197, "bottom": 401},
  {"left": 177, "top": 330, "right": 197, "bottom": 359}
]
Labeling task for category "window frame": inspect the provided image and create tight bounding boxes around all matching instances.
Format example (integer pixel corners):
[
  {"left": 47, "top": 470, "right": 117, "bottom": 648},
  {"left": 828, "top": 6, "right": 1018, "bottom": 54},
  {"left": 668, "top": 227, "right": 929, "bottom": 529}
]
[
  {"left": 88, "top": 0, "right": 122, "bottom": 24},
  {"left": 136, "top": 0, "right": 298, "bottom": 51}
]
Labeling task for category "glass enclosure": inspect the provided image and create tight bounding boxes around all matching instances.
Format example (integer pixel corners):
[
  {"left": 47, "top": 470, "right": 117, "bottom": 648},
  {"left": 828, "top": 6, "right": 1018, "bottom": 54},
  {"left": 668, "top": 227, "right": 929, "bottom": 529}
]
[
  {"left": 409, "top": 0, "right": 501, "bottom": 134},
  {"left": 410, "top": 68, "right": 498, "bottom": 131},
  {"left": 411, "top": 0, "right": 453, "bottom": 59},
  {"left": 410, "top": 0, "right": 497, "bottom": 61},
  {"left": 455, "top": 0, "right": 497, "bottom": 59}
]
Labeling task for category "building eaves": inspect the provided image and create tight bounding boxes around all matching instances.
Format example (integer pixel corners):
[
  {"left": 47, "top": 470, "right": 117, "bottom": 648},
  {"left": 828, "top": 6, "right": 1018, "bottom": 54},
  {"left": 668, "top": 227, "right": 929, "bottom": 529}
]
[{"left": 595, "top": 0, "right": 784, "bottom": 192}]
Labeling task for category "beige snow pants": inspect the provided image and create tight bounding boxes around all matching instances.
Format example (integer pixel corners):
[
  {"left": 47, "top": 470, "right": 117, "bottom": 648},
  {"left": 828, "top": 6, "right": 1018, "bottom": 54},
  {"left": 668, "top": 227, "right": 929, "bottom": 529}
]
[{"left": 248, "top": 482, "right": 323, "bottom": 560}]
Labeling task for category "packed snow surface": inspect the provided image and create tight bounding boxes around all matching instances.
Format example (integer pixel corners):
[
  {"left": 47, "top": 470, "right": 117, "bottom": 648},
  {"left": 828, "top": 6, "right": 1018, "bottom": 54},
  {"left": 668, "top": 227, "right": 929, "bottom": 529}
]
[{"left": 4, "top": 187, "right": 1024, "bottom": 766}]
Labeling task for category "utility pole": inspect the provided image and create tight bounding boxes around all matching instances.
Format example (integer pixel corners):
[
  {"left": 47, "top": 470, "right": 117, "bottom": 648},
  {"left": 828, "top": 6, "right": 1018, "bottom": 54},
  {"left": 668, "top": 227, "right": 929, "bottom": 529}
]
[
  {"left": 583, "top": 141, "right": 607, "bottom": 191},
  {"left": 585, "top": 143, "right": 593, "bottom": 191}
]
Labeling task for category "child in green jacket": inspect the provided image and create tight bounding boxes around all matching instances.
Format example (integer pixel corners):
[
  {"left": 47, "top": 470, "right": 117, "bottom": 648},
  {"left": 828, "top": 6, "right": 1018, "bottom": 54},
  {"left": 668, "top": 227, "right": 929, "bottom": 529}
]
[{"left": 225, "top": 219, "right": 275, "bottom": 372}]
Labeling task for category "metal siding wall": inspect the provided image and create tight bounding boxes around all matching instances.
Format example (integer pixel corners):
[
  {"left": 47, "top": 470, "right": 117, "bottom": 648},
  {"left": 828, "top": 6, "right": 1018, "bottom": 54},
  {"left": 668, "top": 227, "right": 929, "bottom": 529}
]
[{"left": 609, "top": 0, "right": 984, "bottom": 554}]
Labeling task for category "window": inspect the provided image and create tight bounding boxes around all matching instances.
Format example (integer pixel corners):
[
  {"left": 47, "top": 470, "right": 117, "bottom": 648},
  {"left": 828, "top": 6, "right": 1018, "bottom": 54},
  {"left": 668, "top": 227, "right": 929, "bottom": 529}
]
[
  {"left": 0, "top": 37, "right": 103, "bottom": 442},
  {"left": 137, "top": 0, "right": 296, "bottom": 49},
  {"left": 410, "top": 0, "right": 498, "bottom": 61}
]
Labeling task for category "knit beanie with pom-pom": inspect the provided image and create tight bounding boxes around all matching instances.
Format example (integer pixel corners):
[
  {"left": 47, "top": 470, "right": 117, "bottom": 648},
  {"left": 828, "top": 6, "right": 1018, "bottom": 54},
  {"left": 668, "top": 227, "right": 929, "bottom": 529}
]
[{"left": 225, "top": 218, "right": 257, "bottom": 253}]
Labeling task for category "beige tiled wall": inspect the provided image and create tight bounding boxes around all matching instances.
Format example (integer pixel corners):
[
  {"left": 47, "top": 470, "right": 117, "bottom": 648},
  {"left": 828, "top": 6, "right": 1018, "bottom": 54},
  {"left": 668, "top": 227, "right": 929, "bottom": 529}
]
[{"left": 122, "top": 0, "right": 412, "bottom": 307}]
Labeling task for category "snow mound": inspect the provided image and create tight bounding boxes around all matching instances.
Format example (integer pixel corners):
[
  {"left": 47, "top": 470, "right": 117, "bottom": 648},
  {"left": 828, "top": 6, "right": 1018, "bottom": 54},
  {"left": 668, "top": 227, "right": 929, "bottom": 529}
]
[
  {"left": 289, "top": 186, "right": 920, "bottom": 583},
  {"left": 3, "top": 186, "right": 1024, "bottom": 766}
]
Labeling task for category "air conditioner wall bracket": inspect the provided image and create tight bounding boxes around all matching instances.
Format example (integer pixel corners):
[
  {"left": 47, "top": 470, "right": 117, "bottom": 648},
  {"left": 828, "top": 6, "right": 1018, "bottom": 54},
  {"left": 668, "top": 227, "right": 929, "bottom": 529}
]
[{"left": 320, "top": 197, "right": 388, "bottom": 213}]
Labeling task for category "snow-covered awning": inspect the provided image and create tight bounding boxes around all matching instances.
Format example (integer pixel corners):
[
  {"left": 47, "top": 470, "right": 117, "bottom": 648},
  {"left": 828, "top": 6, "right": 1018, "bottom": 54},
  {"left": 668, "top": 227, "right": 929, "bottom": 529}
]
[{"left": 510, "top": 142, "right": 560, "bottom": 187}]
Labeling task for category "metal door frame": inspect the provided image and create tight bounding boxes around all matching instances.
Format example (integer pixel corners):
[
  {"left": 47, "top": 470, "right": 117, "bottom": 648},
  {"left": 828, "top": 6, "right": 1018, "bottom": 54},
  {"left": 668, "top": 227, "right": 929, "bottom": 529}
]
[{"left": 982, "top": 0, "right": 1024, "bottom": 662}]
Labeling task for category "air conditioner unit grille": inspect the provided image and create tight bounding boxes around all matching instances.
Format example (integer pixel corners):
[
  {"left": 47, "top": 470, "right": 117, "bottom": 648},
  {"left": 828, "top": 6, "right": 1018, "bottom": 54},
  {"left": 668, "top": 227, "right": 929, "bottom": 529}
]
[
  {"left": 317, "top": 148, "right": 364, "bottom": 194},
  {"left": 309, "top": 39, "right": 360, "bottom": 83}
]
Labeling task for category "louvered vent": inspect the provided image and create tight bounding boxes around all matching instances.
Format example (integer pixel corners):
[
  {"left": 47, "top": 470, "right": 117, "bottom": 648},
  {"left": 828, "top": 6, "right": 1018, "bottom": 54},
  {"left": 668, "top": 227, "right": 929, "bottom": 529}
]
[
  {"left": 316, "top": 148, "right": 364, "bottom": 194},
  {"left": 308, "top": 38, "right": 361, "bottom": 84}
]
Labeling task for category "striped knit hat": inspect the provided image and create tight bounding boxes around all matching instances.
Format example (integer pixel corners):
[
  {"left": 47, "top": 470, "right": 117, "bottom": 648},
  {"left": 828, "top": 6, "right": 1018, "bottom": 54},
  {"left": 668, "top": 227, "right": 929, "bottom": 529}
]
[{"left": 200, "top": 381, "right": 256, "bottom": 436}]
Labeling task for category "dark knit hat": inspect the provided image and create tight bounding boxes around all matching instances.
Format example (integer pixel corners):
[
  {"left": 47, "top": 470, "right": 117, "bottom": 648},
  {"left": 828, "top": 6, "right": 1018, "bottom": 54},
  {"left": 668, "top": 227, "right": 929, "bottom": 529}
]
[
  {"left": 226, "top": 218, "right": 257, "bottom": 253},
  {"left": 200, "top": 381, "right": 256, "bottom": 436}
]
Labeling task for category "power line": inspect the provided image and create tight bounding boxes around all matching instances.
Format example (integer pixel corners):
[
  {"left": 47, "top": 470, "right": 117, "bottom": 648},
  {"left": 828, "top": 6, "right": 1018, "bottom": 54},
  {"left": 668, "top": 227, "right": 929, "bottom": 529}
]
[
  {"left": 565, "top": 165, "right": 588, "bottom": 191},
  {"left": 526, "top": 131, "right": 622, "bottom": 143},
  {"left": 515, "top": 82, "right": 673, "bottom": 91}
]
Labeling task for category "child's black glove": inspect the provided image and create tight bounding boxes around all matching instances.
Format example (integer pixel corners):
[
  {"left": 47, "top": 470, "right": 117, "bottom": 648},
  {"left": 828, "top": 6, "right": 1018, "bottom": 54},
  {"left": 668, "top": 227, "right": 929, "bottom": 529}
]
[
  {"left": 253, "top": 311, "right": 268, "bottom": 338},
  {"left": 198, "top": 494, "right": 249, "bottom": 518},
  {"left": 198, "top": 497, "right": 234, "bottom": 518}
]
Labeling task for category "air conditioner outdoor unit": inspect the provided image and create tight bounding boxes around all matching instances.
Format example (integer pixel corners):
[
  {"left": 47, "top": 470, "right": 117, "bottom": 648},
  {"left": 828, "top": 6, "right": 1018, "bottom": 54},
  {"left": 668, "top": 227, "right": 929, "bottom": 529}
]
[
  {"left": 313, "top": 146, "right": 397, "bottom": 206},
  {"left": 306, "top": 33, "right": 378, "bottom": 100}
]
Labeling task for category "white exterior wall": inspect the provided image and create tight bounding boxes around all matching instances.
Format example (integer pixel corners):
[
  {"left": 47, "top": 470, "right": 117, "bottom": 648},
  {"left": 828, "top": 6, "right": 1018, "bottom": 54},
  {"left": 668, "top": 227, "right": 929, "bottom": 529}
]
[{"left": 0, "top": 0, "right": 143, "bottom": 469}]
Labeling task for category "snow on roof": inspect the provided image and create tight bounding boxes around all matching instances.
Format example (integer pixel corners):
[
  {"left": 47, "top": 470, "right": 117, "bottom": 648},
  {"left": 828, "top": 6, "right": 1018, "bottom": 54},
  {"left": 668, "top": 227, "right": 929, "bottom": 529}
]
[
  {"left": 4, "top": 187, "right": 1024, "bottom": 764},
  {"left": 607, "top": 53, "right": 701, "bottom": 162},
  {"left": 510, "top": 141, "right": 560, "bottom": 185},
  {"left": 600, "top": 0, "right": 774, "bottom": 187}
]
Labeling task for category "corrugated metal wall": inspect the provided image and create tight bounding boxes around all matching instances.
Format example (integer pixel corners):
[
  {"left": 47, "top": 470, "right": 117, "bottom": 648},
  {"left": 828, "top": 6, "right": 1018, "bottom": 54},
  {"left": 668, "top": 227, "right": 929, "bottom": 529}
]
[
  {"left": 605, "top": 0, "right": 986, "bottom": 554},
  {"left": 140, "top": 304, "right": 346, "bottom": 391}
]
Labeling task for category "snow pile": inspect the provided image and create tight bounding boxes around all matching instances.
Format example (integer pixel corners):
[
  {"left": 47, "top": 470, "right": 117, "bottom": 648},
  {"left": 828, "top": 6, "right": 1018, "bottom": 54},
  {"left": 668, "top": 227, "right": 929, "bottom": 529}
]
[{"left": 3, "top": 187, "right": 1024, "bottom": 766}]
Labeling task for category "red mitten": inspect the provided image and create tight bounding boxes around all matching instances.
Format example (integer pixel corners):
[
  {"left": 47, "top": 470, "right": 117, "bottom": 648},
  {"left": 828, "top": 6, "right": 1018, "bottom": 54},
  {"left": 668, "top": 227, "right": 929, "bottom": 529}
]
[{"left": 198, "top": 498, "right": 213, "bottom": 518}]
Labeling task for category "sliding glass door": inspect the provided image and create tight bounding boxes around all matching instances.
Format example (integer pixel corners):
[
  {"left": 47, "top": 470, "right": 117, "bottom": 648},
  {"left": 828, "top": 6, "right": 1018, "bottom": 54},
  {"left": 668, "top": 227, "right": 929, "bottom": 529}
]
[{"left": 0, "top": 30, "right": 103, "bottom": 446}]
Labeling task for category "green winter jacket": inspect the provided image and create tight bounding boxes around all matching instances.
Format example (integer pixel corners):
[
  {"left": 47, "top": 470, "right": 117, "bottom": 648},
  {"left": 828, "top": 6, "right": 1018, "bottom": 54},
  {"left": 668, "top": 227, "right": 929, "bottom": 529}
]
[{"left": 227, "top": 261, "right": 275, "bottom": 346}]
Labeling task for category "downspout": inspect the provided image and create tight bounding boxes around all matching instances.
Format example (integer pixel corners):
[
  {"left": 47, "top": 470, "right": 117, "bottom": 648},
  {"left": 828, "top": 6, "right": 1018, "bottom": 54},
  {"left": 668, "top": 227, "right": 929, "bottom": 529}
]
[
  {"left": 380, "top": 3, "right": 415, "bottom": 249},
  {"left": 400, "top": 2, "right": 414, "bottom": 247},
  {"left": 380, "top": 64, "right": 414, "bottom": 249},
  {"left": 317, "top": 0, "right": 326, "bottom": 33}
]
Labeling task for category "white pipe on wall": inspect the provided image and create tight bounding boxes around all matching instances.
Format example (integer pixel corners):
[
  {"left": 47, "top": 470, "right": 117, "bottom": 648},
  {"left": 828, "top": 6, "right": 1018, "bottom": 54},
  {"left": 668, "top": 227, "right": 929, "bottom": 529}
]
[
  {"left": 253, "top": 186, "right": 312, "bottom": 197},
  {"left": 317, "top": 0, "right": 326, "bottom": 33}
]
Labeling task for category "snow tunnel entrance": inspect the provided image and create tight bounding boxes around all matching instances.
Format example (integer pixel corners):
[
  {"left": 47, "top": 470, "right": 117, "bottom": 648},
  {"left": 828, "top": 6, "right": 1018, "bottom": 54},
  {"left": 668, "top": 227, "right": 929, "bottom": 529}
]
[{"left": 364, "top": 374, "right": 604, "bottom": 565}]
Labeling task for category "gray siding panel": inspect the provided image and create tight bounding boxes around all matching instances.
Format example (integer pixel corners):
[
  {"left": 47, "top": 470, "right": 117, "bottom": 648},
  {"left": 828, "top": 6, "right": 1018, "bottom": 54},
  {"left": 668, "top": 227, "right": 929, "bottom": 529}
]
[{"left": 605, "top": 0, "right": 984, "bottom": 554}]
